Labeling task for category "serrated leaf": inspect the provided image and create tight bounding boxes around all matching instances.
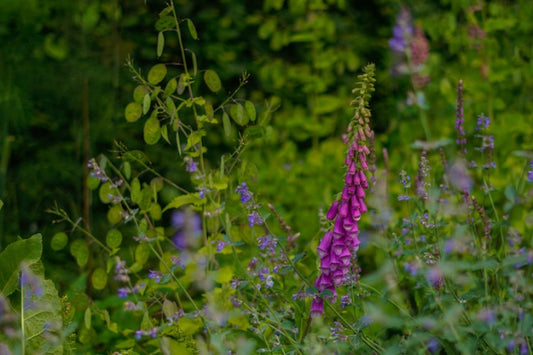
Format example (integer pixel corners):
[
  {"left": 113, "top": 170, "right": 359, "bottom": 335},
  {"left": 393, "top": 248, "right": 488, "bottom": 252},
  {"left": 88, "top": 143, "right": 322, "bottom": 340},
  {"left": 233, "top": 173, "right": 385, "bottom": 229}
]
[
  {"left": 51, "top": 232, "right": 68, "bottom": 251},
  {"left": 144, "top": 116, "right": 161, "bottom": 145},
  {"left": 157, "top": 32, "right": 165, "bottom": 57},
  {"left": 204, "top": 70, "right": 221, "bottom": 92},
  {"left": 91, "top": 268, "right": 107, "bottom": 290},
  {"left": 125, "top": 102, "right": 142, "bottom": 122},
  {"left": 148, "top": 64, "right": 167, "bottom": 85},
  {"left": 244, "top": 101, "right": 256, "bottom": 121},
  {"left": 222, "top": 112, "right": 232, "bottom": 137},
  {"left": 229, "top": 104, "right": 248, "bottom": 126},
  {"left": 163, "top": 194, "right": 204, "bottom": 212},
  {"left": 0, "top": 234, "right": 42, "bottom": 296},
  {"left": 187, "top": 19, "right": 198, "bottom": 40},
  {"left": 24, "top": 267, "right": 64, "bottom": 354},
  {"left": 106, "top": 230, "right": 123, "bottom": 249}
]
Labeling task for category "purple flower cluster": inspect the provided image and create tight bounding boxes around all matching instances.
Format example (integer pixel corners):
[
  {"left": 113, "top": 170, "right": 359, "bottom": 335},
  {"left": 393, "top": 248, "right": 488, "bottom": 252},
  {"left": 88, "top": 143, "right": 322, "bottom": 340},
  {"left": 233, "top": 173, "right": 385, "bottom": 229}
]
[
  {"left": 528, "top": 161, "right": 533, "bottom": 182},
  {"left": 311, "top": 141, "right": 370, "bottom": 315},
  {"left": 389, "top": 7, "right": 413, "bottom": 53},
  {"left": 184, "top": 156, "right": 197, "bottom": 173},
  {"left": 87, "top": 158, "right": 108, "bottom": 183},
  {"left": 235, "top": 183, "right": 263, "bottom": 227},
  {"left": 171, "top": 209, "right": 202, "bottom": 249}
]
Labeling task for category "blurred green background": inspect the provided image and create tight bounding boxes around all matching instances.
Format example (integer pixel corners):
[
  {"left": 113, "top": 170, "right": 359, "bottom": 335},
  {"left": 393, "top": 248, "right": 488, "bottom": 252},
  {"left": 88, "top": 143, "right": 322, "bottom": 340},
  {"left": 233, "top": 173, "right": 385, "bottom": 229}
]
[{"left": 1, "top": 0, "right": 532, "bottom": 251}]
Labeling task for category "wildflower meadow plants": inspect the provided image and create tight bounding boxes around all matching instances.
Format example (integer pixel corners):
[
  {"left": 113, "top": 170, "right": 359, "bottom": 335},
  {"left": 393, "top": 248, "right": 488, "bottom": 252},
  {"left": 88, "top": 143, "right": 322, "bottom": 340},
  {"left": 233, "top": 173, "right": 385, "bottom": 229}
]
[{"left": 1, "top": 1, "right": 533, "bottom": 354}]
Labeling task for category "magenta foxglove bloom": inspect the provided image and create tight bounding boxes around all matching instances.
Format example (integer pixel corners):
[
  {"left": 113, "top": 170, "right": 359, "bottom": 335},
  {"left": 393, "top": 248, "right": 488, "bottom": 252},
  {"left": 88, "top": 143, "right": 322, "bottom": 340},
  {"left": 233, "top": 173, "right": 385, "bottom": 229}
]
[{"left": 311, "top": 139, "right": 371, "bottom": 315}]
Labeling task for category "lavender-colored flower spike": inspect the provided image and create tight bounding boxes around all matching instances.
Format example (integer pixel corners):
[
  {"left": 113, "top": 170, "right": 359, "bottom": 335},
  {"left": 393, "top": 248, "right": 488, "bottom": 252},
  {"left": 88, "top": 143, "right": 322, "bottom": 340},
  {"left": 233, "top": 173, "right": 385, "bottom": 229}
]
[
  {"left": 455, "top": 80, "right": 467, "bottom": 155},
  {"left": 311, "top": 64, "right": 376, "bottom": 316}
]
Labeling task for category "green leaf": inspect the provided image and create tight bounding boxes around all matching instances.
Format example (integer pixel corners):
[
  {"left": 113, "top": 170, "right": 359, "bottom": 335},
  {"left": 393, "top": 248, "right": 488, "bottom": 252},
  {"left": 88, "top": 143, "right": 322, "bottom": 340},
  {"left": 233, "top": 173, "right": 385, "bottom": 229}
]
[
  {"left": 244, "top": 126, "right": 265, "bottom": 139},
  {"left": 135, "top": 243, "right": 150, "bottom": 265},
  {"left": 99, "top": 182, "right": 118, "bottom": 204},
  {"left": 164, "top": 78, "right": 177, "bottom": 97},
  {"left": 0, "top": 234, "right": 42, "bottom": 296},
  {"left": 133, "top": 85, "right": 150, "bottom": 103},
  {"left": 222, "top": 112, "right": 231, "bottom": 137},
  {"left": 51, "top": 232, "right": 68, "bottom": 251},
  {"left": 24, "top": 266, "right": 64, "bottom": 354},
  {"left": 155, "top": 16, "right": 174, "bottom": 32},
  {"left": 106, "top": 229, "right": 123, "bottom": 249},
  {"left": 185, "top": 130, "right": 206, "bottom": 150},
  {"left": 148, "top": 64, "right": 167, "bottom": 85},
  {"left": 157, "top": 32, "right": 165, "bottom": 57},
  {"left": 125, "top": 102, "right": 142, "bottom": 122},
  {"left": 142, "top": 93, "right": 151, "bottom": 115},
  {"left": 87, "top": 175, "right": 100, "bottom": 190},
  {"left": 203, "top": 70, "right": 221, "bottom": 92},
  {"left": 123, "top": 161, "right": 131, "bottom": 180},
  {"left": 244, "top": 101, "right": 256, "bottom": 121},
  {"left": 144, "top": 116, "right": 161, "bottom": 145},
  {"left": 161, "top": 124, "right": 170, "bottom": 144},
  {"left": 84, "top": 307, "right": 92, "bottom": 329},
  {"left": 91, "top": 268, "right": 108, "bottom": 290},
  {"left": 0, "top": 199, "right": 3, "bottom": 210},
  {"left": 163, "top": 194, "right": 204, "bottom": 212},
  {"left": 70, "top": 239, "right": 89, "bottom": 267},
  {"left": 229, "top": 104, "right": 248, "bottom": 126},
  {"left": 186, "top": 19, "right": 198, "bottom": 40}
]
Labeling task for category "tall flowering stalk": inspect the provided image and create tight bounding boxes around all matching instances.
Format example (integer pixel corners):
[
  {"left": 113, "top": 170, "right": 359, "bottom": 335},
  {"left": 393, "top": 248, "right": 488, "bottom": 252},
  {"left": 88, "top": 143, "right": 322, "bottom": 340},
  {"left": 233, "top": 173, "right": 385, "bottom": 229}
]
[{"left": 311, "top": 64, "right": 376, "bottom": 315}]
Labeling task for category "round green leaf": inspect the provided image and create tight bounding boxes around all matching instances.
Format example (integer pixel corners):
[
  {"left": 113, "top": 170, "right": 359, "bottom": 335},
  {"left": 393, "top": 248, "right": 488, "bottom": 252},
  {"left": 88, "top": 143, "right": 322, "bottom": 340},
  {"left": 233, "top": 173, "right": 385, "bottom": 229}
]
[
  {"left": 203, "top": 70, "right": 221, "bottom": 92},
  {"left": 51, "top": 232, "right": 68, "bottom": 251},
  {"left": 107, "top": 205, "right": 124, "bottom": 225},
  {"left": 148, "top": 64, "right": 167, "bottom": 85},
  {"left": 133, "top": 85, "right": 149, "bottom": 103},
  {"left": 91, "top": 268, "right": 108, "bottom": 290},
  {"left": 229, "top": 104, "right": 248, "bottom": 126},
  {"left": 187, "top": 19, "right": 198, "bottom": 40},
  {"left": 70, "top": 239, "right": 89, "bottom": 267},
  {"left": 106, "top": 229, "right": 123, "bottom": 249},
  {"left": 135, "top": 243, "right": 150, "bottom": 265},
  {"left": 87, "top": 175, "right": 100, "bottom": 190},
  {"left": 99, "top": 182, "right": 117, "bottom": 204},
  {"left": 125, "top": 102, "right": 142, "bottom": 122},
  {"left": 122, "top": 162, "right": 131, "bottom": 180},
  {"left": 144, "top": 116, "right": 161, "bottom": 145}
]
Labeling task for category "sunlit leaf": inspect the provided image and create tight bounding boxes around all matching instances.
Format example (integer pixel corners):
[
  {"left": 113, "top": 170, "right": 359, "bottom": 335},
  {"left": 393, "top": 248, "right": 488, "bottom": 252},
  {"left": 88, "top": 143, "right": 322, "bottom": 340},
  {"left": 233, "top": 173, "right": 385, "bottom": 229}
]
[
  {"left": 125, "top": 102, "right": 142, "bottom": 122},
  {"left": 148, "top": 64, "right": 167, "bottom": 85},
  {"left": 204, "top": 70, "right": 221, "bottom": 92}
]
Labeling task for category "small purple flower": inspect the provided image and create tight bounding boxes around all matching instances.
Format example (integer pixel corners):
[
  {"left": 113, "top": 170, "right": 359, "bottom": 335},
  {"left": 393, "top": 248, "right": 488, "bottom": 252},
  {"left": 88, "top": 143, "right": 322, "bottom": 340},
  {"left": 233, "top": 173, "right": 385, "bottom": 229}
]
[
  {"left": 184, "top": 157, "right": 197, "bottom": 173},
  {"left": 428, "top": 338, "right": 439, "bottom": 353},
  {"left": 527, "top": 160, "right": 533, "bottom": 182},
  {"left": 340, "top": 295, "right": 351, "bottom": 308},
  {"left": 216, "top": 240, "right": 225, "bottom": 252},
  {"left": 171, "top": 256, "right": 185, "bottom": 270},
  {"left": 235, "top": 182, "right": 252, "bottom": 204},
  {"left": 135, "top": 330, "right": 144, "bottom": 340},
  {"left": 148, "top": 270, "right": 162, "bottom": 283},
  {"left": 149, "top": 328, "right": 158, "bottom": 338},
  {"left": 265, "top": 275, "right": 274, "bottom": 288},
  {"left": 118, "top": 287, "right": 130, "bottom": 298},
  {"left": 171, "top": 209, "right": 202, "bottom": 249},
  {"left": 398, "top": 194, "right": 409, "bottom": 201},
  {"left": 389, "top": 7, "right": 413, "bottom": 53},
  {"left": 476, "top": 114, "right": 490, "bottom": 130},
  {"left": 404, "top": 261, "right": 418, "bottom": 276},
  {"left": 455, "top": 80, "right": 467, "bottom": 154},
  {"left": 248, "top": 211, "right": 263, "bottom": 227}
]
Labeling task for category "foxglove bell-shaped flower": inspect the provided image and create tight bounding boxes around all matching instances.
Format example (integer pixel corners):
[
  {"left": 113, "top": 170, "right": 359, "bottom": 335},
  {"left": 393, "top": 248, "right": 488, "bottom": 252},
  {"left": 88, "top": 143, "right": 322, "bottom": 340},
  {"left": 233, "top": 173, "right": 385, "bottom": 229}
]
[{"left": 311, "top": 64, "right": 376, "bottom": 316}]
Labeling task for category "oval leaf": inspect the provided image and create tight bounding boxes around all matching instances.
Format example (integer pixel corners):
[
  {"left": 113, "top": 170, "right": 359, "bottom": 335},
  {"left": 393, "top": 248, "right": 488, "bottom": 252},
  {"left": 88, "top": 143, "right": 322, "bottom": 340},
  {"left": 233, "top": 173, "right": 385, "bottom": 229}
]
[
  {"left": 222, "top": 112, "right": 232, "bottom": 137},
  {"left": 163, "top": 194, "right": 203, "bottom": 212},
  {"left": 142, "top": 94, "right": 151, "bottom": 115},
  {"left": 144, "top": 116, "right": 161, "bottom": 145},
  {"left": 148, "top": 64, "right": 167, "bottom": 85},
  {"left": 229, "top": 104, "right": 248, "bottom": 126},
  {"left": 51, "top": 232, "right": 68, "bottom": 251},
  {"left": 91, "top": 268, "right": 108, "bottom": 290},
  {"left": 244, "top": 101, "right": 256, "bottom": 121},
  {"left": 164, "top": 78, "right": 177, "bottom": 97},
  {"left": 106, "top": 229, "right": 123, "bottom": 249},
  {"left": 157, "top": 32, "right": 165, "bottom": 57},
  {"left": 70, "top": 239, "right": 89, "bottom": 267},
  {"left": 125, "top": 102, "right": 142, "bottom": 122},
  {"left": 203, "top": 70, "right": 221, "bottom": 93},
  {"left": 187, "top": 19, "right": 198, "bottom": 40}
]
